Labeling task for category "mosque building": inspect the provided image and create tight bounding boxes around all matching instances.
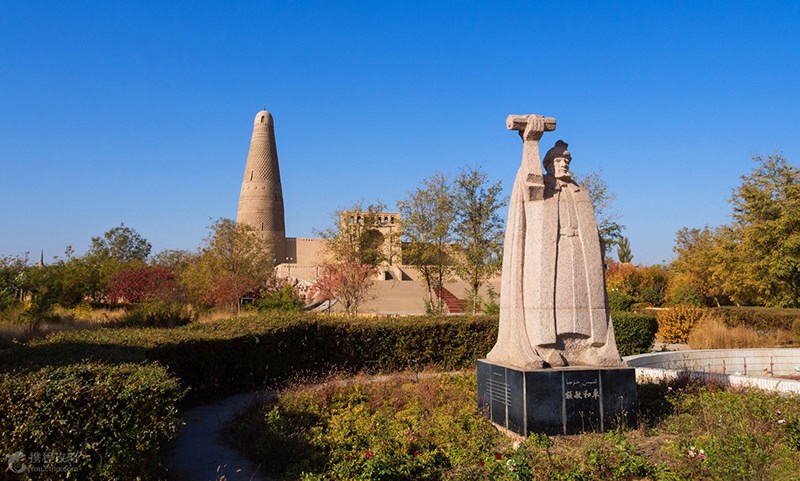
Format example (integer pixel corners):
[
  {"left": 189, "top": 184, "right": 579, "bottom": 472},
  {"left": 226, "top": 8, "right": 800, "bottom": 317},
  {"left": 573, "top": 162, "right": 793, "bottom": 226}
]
[{"left": 235, "top": 109, "right": 496, "bottom": 314}]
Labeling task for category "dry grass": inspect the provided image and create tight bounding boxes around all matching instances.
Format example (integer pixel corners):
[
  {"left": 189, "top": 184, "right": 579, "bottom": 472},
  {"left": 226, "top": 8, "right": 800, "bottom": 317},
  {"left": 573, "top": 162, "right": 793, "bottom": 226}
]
[
  {"left": 688, "top": 315, "right": 794, "bottom": 349},
  {"left": 0, "top": 304, "right": 130, "bottom": 344},
  {"left": 196, "top": 309, "right": 236, "bottom": 324}
]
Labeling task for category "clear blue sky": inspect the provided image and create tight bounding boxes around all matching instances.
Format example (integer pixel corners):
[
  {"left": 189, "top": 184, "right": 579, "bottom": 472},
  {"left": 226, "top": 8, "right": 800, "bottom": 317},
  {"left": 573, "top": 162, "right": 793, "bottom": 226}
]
[{"left": 1, "top": 1, "right": 798, "bottom": 265}]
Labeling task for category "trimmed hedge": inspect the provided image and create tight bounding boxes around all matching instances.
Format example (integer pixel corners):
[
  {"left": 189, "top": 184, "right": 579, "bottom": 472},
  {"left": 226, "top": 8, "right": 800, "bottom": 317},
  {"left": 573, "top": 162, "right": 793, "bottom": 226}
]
[
  {"left": 0, "top": 312, "right": 658, "bottom": 404},
  {"left": 0, "top": 314, "right": 498, "bottom": 403},
  {"left": 612, "top": 311, "right": 658, "bottom": 357},
  {"left": 0, "top": 362, "right": 183, "bottom": 480}
]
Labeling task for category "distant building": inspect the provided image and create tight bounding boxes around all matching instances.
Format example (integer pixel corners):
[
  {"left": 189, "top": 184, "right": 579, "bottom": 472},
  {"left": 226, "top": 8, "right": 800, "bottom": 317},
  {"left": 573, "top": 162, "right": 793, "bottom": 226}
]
[{"left": 235, "top": 109, "right": 497, "bottom": 313}]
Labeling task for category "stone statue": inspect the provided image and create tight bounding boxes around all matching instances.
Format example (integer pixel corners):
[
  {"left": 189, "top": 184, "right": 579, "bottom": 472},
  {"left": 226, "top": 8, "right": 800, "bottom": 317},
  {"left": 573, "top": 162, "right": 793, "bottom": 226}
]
[{"left": 486, "top": 115, "right": 622, "bottom": 369}]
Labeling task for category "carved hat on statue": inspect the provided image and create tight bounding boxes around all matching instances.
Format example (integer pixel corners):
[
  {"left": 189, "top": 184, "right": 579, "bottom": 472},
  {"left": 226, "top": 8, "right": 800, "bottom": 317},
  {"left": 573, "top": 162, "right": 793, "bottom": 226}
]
[{"left": 543, "top": 140, "right": 571, "bottom": 174}]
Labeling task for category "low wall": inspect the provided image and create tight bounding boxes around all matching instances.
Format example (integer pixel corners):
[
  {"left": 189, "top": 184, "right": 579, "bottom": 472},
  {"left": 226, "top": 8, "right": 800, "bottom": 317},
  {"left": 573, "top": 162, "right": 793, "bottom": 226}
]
[{"left": 624, "top": 348, "right": 800, "bottom": 395}]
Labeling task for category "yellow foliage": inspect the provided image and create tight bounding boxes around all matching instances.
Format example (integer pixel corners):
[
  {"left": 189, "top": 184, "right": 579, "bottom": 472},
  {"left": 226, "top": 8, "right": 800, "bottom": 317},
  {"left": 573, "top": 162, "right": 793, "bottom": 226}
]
[{"left": 656, "top": 305, "right": 705, "bottom": 344}]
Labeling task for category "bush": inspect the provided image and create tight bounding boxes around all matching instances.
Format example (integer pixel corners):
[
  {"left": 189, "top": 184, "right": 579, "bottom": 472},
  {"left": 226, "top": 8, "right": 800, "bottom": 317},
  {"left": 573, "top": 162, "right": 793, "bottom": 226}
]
[
  {"left": 114, "top": 301, "right": 195, "bottom": 328},
  {"left": 608, "top": 290, "right": 635, "bottom": 311},
  {"left": 256, "top": 284, "right": 305, "bottom": 312},
  {"left": 657, "top": 305, "right": 705, "bottom": 344},
  {"left": 0, "top": 362, "right": 183, "bottom": 480},
  {"left": 612, "top": 311, "right": 658, "bottom": 357}
]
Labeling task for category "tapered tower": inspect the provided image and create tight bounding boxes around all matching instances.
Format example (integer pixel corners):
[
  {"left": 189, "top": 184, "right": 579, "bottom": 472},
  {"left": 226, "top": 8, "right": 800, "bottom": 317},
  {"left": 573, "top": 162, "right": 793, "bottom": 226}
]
[{"left": 237, "top": 109, "right": 287, "bottom": 264}]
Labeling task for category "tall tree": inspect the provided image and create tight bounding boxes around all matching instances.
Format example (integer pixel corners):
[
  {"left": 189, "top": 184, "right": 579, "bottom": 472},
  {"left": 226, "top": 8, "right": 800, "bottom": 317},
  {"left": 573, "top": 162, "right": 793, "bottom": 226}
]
[
  {"left": 183, "top": 218, "right": 274, "bottom": 312},
  {"left": 616, "top": 236, "right": 633, "bottom": 263},
  {"left": 452, "top": 165, "right": 507, "bottom": 314},
  {"left": 83, "top": 224, "right": 152, "bottom": 300},
  {"left": 398, "top": 172, "right": 455, "bottom": 314},
  {"left": 576, "top": 171, "right": 624, "bottom": 253},
  {"left": 87, "top": 224, "right": 152, "bottom": 263},
  {"left": 728, "top": 154, "right": 800, "bottom": 306}
]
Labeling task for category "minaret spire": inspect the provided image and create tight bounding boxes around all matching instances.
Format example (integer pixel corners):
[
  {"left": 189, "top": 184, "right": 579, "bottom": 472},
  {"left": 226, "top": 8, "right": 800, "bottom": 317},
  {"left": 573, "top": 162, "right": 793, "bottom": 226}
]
[{"left": 236, "top": 109, "right": 287, "bottom": 264}]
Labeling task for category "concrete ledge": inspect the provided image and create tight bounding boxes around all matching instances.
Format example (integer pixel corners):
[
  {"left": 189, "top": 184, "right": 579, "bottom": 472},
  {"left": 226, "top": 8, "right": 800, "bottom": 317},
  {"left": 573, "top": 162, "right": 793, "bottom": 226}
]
[{"left": 624, "top": 348, "right": 800, "bottom": 395}]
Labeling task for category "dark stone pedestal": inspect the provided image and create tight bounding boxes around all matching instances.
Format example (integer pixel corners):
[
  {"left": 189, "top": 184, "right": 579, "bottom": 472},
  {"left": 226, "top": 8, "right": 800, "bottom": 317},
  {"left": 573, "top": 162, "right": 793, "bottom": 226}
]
[{"left": 476, "top": 359, "right": 637, "bottom": 436}]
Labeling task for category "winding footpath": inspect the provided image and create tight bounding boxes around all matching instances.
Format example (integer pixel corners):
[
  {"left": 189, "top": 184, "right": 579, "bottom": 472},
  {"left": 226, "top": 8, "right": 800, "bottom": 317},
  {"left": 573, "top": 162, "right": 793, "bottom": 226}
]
[
  {"left": 162, "top": 371, "right": 452, "bottom": 480},
  {"left": 163, "top": 391, "right": 275, "bottom": 481}
]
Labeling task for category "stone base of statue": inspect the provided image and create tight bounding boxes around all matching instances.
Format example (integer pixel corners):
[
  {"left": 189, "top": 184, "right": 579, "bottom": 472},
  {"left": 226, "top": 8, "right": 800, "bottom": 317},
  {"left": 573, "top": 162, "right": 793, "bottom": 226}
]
[{"left": 477, "top": 359, "right": 637, "bottom": 436}]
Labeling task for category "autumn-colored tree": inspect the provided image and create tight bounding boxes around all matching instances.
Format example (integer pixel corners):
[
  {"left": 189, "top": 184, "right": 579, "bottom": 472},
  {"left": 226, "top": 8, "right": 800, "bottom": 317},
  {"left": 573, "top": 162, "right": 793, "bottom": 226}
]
[
  {"left": 606, "top": 260, "right": 668, "bottom": 307},
  {"left": 452, "top": 165, "right": 507, "bottom": 314},
  {"left": 82, "top": 224, "right": 152, "bottom": 300},
  {"left": 398, "top": 172, "right": 455, "bottom": 314},
  {"left": 108, "top": 266, "right": 185, "bottom": 304},
  {"left": 309, "top": 261, "right": 374, "bottom": 317},
  {"left": 182, "top": 218, "right": 274, "bottom": 312},
  {"left": 666, "top": 226, "right": 729, "bottom": 306},
  {"left": 311, "top": 201, "right": 385, "bottom": 317}
]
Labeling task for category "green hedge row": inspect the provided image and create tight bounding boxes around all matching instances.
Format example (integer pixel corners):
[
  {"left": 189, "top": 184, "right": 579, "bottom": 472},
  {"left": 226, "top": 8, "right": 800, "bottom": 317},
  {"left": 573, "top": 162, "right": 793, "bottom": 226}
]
[
  {"left": 612, "top": 311, "right": 659, "bottom": 357},
  {"left": 0, "top": 362, "right": 182, "bottom": 480},
  {"left": 1, "top": 312, "right": 657, "bottom": 404}
]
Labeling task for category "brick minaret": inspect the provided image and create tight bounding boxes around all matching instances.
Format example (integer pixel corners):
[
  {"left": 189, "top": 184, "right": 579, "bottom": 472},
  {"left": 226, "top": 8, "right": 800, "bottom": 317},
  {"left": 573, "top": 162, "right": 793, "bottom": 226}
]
[{"left": 236, "top": 109, "right": 287, "bottom": 264}]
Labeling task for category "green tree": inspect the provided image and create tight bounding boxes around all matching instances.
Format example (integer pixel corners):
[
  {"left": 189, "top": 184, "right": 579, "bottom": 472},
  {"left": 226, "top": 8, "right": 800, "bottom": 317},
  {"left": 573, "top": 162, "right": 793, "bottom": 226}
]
[
  {"left": 727, "top": 154, "right": 800, "bottom": 306},
  {"left": 87, "top": 224, "right": 152, "bottom": 263},
  {"left": 398, "top": 172, "right": 455, "bottom": 314},
  {"left": 0, "top": 254, "right": 28, "bottom": 311},
  {"left": 616, "top": 236, "right": 633, "bottom": 263},
  {"left": 452, "top": 165, "right": 507, "bottom": 314},
  {"left": 668, "top": 154, "right": 800, "bottom": 307},
  {"left": 576, "top": 170, "right": 624, "bottom": 253},
  {"left": 83, "top": 224, "right": 152, "bottom": 301},
  {"left": 183, "top": 218, "right": 274, "bottom": 312}
]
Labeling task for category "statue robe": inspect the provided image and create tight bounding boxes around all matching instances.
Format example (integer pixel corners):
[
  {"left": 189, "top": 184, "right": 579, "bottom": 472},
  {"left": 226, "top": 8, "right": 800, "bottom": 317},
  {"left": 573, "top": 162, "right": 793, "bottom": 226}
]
[{"left": 487, "top": 162, "right": 617, "bottom": 369}]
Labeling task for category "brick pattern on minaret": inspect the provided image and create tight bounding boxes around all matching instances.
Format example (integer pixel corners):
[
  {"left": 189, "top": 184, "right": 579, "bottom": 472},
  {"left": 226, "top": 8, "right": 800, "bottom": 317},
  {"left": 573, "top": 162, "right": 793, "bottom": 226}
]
[{"left": 236, "top": 110, "right": 287, "bottom": 263}]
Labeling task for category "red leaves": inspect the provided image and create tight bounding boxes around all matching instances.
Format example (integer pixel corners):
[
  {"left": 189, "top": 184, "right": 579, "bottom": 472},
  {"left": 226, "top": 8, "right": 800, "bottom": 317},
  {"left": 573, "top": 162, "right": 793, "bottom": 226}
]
[{"left": 108, "top": 266, "right": 183, "bottom": 304}]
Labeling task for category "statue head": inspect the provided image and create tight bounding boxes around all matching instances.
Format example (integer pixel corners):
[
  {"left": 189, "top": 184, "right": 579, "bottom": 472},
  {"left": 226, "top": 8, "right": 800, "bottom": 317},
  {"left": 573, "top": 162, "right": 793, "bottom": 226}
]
[{"left": 543, "top": 140, "right": 572, "bottom": 180}]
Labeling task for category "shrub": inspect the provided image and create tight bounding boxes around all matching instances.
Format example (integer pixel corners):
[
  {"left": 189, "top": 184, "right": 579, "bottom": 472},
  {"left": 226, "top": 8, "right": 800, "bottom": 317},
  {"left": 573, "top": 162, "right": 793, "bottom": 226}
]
[
  {"left": 115, "top": 301, "right": 195, "bottom": 328},
  {"left": 0, "top": 362, "right": 183, "bottom": 480},
  {"left": 612, "top": 311, "right": 658, "bottom": 357},
  {"left": 256, "top": 283, "right": 305, "bottom": 312},
  {"left": 608, "top": 290, "right": 635, "bottom": 311},
  {"left": 657, "top": 305, "right": 705, "bottom": 344}
]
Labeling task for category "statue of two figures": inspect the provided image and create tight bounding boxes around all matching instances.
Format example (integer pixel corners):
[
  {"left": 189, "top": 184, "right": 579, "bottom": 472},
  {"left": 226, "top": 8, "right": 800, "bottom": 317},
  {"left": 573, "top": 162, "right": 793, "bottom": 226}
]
[{"left": 487, "top": 114, "right": 623, "bottom": 369}]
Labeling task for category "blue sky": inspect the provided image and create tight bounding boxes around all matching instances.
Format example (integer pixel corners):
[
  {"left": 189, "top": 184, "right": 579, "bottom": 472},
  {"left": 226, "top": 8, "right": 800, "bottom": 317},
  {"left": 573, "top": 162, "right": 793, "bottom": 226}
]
[{"left": 1, "top": 1, "right": 798, "bottom": 265}]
